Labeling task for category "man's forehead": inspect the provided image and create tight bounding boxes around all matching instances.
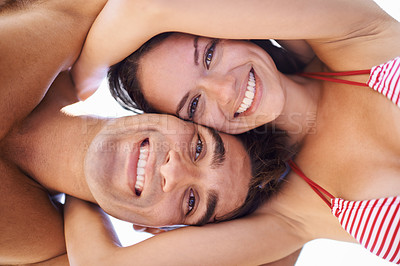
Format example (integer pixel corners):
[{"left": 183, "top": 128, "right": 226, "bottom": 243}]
[
  {"left": 218, "top": 131, "right": 245, "bottom": 155},
  {"left": 119, "top": 114, "right": 196, "bottom": 134}
]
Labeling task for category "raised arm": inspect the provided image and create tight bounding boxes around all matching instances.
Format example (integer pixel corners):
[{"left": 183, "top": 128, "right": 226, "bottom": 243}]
[
  {"left": 71, "top": 0, "right": 391, "bottom": 99},
  {"left": 0, "top": 0, "right": 106, "bottom": 139},
  {"left": 65, "top": 197, "right": 305, "bottom": 266}
]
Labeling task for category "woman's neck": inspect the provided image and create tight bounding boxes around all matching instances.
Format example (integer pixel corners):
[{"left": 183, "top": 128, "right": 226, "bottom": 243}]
[{"left": 273, "top": 74, "right": 322, "bottom": 145}]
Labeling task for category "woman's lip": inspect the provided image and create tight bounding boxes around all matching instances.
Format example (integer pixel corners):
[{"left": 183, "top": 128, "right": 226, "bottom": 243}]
[
  {"left": 234, "top": 68, "right": 263, "bottom": 117},
  {"left": 233, "top": 68, "right": 253, "bottom": 117},
  {"left": 242, "top": 69, "right": 262, "bottom": 116}
]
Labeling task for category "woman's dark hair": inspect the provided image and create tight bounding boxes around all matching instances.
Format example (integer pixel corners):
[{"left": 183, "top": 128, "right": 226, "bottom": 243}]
[
  {"left": 108, "top": 32, "right": 173, "bottom": 114},
  {"left": 216, "top": 124, "right": 297, "bottom": 223},
  {"left": 108, "top": 33, "right": 307, "bottom": 114}
]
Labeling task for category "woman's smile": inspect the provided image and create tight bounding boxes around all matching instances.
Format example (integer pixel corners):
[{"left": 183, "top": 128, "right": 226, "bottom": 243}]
[
  {"left": 235, "top": 69, "right": 256, "bottom": 115},
  {"left": 139, "top": 33, "right": 285, "bottom": 133}
]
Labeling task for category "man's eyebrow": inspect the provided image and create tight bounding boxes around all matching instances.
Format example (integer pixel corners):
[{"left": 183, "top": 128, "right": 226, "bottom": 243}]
[
  {"left": 194, "top": 36, "right": 199, "bottom": 66},
  {"left": 175, "top": 92, "right": 189, "bottom": 117},
  {"left": 194, "top": 190, "right": 218, "bottom": 226},
  {"left": 206, "top": 126, "right": 226, "bottom": 169}
]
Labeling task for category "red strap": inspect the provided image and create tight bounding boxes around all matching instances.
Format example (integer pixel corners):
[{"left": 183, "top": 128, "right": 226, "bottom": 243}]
[
  {"left": 288, "top": 160, "right": 334, "bottom": 207},
  {"left": 301, "top": 69, "right": 370, "bottom": 76},
  {"left": 298, "top": 69, "right": 370, "bottom": 87}
]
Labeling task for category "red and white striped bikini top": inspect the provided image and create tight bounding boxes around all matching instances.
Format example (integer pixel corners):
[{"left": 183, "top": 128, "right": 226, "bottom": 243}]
[
  {"left": 299, "top": 56, "right": 400, "bottom": 108},
  {"left": 292, "top": 57, "right": 400, "bottom": 264},
  {"left": 288, "top": 160, "right": 400, "bottom": 264}
]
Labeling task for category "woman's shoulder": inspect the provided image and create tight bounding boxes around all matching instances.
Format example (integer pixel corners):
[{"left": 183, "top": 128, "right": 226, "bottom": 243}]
[{"left": 309, "top": 4, "right": 400, "bottom": 72}]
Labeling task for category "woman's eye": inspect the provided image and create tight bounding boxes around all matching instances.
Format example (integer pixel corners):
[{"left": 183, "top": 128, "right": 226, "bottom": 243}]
[
  {"left": 194, "top": 134, "right": 203, "bottom": 161},
  {"left": 188, "top": 95, "right": 201, "bottom": 120},
  {"left": 204, "top": 40, "right": 217, "bottom": 69},
  {"left": 187, "top": 189, "right": 196, "bottom": 214}
]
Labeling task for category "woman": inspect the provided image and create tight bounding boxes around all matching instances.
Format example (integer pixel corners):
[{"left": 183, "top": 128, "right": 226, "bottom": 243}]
[{"left": 66, "top": 0, "right": 400, "bottom": 265}]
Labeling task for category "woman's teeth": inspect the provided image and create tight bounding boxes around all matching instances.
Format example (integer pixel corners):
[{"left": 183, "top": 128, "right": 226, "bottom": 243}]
[
  {"left": 135, "top": 140, "right": 149, "bottom": 196},
  {"left": 236, "top": 71, "right": 255, "bottom": 115}
]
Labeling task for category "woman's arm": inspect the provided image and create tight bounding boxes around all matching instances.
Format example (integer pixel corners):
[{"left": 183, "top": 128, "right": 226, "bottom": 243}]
[
  {"left": 71, "top": 0, "right": 389, "bottom": 98},
  {"left": 65, "top": 196, "right": 304, "bottom": 266},
  {"left": 64, "top": 197, "right": 121, "bottom": 266}
]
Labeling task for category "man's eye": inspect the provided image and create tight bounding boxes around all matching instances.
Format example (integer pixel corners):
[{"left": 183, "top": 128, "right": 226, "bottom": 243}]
[
  {"left": 194, "top": 134, "right": 203, "bottom": 161},
  {"left": 187, "top": 189, "right": 196, "bottom": 214},
  {"left": 204, "top": 40, "right": 217, "bottom": 69},
  {"left": 188, "top": 95, "right": 201, "bottom": 120}
]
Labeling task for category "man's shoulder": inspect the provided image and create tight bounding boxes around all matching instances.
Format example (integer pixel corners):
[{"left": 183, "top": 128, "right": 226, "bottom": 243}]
[
  {"left": 0, "top": 0, "right": 42, "bottom": 14},
  {"left": 0, "top": 160, "right": 66, "bottom": 265}
]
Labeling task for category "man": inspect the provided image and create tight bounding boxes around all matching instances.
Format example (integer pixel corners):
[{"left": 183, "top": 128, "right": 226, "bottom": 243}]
[
  {"left": 0, "top": 1, "right": 254, "bottom": 264},
  {"left": 1, "top": 71, "right": 252, "bottom": 264},
  {"left": 0, "top": 0, "right": 106, "bottom": 263}
]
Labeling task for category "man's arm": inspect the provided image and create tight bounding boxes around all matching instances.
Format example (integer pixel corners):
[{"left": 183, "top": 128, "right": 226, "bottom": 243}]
[
  {"left": 0, "top": 0, "right": 106, "bottom": 140},
  {"left": 31, "top": 253, "right": 69, "bottom": 266}
]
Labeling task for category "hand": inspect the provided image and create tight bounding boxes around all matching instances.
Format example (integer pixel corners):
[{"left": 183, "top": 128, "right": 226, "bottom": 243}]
[
  {"left": 132, "top": 224, "right": 166, "bottom": 235},
  {"left": 70, "top": 66, "right": 103, "bottom": 101}
]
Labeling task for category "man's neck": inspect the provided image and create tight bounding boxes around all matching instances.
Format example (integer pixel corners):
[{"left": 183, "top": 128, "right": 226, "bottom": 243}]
[
  {"left": 0, "top": 73, "right": 108, "bottom": 203},
  {"left": 4, "top": 112, "right": 105, "bottom": 203}
]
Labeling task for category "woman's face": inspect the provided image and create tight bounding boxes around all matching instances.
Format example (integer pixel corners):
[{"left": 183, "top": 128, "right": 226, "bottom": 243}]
[{"left": 139, "top": 33, "right": 286, "bottom": 134}]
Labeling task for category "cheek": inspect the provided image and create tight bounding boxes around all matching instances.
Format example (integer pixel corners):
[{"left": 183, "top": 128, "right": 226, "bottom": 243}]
[
  {"left": 142, "top": 196, "right": 182, "bottom": 226},
  {"left": 261, "top": 85, "right": 285, "bottom": 116},
  {"left": 227, "top": 117, "right": 262, "bottom": 134},
  {"left": 144, "top": 83, "right": 185, "bottom": 115},
  {"left": 197, "top": 107, "right": 231, "bottom": 132}
]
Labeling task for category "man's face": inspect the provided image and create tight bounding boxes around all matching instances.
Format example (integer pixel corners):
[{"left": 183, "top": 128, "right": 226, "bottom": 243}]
[{"left": 84, "top": 114, "right": 251, "bottom": 226}]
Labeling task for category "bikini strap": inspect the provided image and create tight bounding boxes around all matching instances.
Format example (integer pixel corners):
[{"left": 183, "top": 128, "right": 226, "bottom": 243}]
[
  {"left": 288, "top": 159, "right": 334, "bottom": 207},
  {"left": 298, "top": 69, "right": 370, "bottom": 87}
]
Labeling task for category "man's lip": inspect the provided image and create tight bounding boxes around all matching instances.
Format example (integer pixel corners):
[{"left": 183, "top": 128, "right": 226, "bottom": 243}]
[
  {"left": 127, "top": 138, "right": 152, "bottom": 197},
  {"left": 127, "top": 141, "right": 140, "bottom": 197}
]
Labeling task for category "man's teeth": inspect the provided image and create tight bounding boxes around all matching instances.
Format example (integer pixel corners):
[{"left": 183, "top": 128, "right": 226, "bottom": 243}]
[
  {"left": 135, "top": 142, "right": 149, "bottom": 195},
  {"left": 236, "top": 71, "right": 255, "bottom": 114}
]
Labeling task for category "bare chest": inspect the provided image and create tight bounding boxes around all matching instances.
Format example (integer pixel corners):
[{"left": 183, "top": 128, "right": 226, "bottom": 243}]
[{"left": 298, "top": 84, "right": 400, "bottom": 200}]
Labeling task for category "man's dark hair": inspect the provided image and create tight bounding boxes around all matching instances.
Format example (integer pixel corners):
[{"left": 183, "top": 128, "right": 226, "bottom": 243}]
[{"left": 108, "top": 32, "right": 306, "bottom": 114}]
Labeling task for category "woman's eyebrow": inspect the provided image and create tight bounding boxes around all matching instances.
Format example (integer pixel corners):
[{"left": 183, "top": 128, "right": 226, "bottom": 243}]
[
  {"left": 193, "top": 36, "right": 199, "bottom": 66},
  {"left": 176, "top": 92, "right": 190, "bottom": 117},
  {"left": 176, "top": 36, "right": 201, "bottom": 117}
]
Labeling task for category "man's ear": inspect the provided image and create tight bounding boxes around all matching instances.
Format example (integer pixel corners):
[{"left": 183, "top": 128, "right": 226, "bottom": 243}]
[{"left": 132, "top": 224, "right": 166, "bottom": 235}]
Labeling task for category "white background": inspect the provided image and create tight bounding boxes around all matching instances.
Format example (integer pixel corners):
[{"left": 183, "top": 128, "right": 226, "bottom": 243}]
[{"left": 68, "top": 1, "right": 400, "bottom": 265}]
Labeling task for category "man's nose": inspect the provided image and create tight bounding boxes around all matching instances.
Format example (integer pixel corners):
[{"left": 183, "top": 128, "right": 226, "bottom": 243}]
[
  {"left": 200, "top": 74, "right": 236, "bottom": 107},
  {"left": 160, "top": 150, "right": 191, "bottom": 193}
]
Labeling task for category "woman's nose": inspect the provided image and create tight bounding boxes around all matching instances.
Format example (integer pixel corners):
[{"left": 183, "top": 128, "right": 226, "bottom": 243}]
[
  {"left": 160, "top": 150, "right": 190, "bottom": 193},
  {"left": 201, "top": 74, "right": 236, "bottom": 106}
]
